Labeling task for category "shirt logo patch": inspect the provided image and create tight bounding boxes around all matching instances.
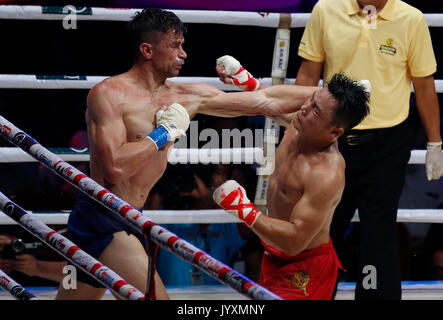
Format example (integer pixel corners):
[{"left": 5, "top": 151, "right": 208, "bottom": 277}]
[
  {"left": 284, "top": 270, "right": 310, "bottom": 296},
  {"left": 379, "top": 38, "right": 397, "bottom": 55}
]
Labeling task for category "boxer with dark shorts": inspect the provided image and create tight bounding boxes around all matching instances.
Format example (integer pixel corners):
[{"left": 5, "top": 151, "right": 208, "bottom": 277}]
[
  {"left": 55, "top": 8, "right": 314, "bottom": 300},
  {"left": 67, "top": 192, "right": 145, "bottom": 288}
]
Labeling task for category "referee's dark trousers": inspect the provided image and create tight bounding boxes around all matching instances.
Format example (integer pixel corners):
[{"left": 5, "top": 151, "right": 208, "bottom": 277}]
[{"left": 330, "top": 119, "right": 411, "bottom": 300}]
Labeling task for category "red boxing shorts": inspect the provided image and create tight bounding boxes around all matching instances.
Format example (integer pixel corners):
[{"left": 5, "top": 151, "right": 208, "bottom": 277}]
[{"left": 259, "top": 238, "right": 343, "bottom": 300}]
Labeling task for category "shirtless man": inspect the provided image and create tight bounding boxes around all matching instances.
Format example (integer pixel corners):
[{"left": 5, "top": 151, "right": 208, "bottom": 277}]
[
  {"left": 55, "top": 8, "right": 317, "bottom": 300},
  {"left": 212, "top": 73, "right": 370, "bottom": 299}
]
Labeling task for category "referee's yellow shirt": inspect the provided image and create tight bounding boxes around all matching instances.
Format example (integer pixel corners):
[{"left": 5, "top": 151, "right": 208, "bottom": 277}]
[{"left": 298, "top": 0, "right": 437, "bottom": 130}]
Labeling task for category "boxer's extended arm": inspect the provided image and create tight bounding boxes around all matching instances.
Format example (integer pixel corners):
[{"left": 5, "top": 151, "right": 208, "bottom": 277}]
[
  {"left": 268, "top": 60, "right": 323, "bottom": 127},
  {"left": 87, "top": 84, "right": 165, "bottom": 185},
  {"left": 252, "top": 169, "right": 343, "bottom": 256},
  {"left": 199, "top": 84, "right": 319, "bottom": 118}
]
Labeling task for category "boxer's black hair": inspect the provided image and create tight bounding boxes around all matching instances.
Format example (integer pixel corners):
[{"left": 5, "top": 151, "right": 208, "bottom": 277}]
[
  {"left": 326, "top": 73, "right": 370, "bottom": 131},
  {"left": 128, "top": 7, "right": 187, "bottom": 60}
]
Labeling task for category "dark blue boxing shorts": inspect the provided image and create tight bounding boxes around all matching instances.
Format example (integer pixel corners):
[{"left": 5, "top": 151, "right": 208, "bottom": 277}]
[{"left": 67, "top": 192, "right": 145, "bottom": 288}]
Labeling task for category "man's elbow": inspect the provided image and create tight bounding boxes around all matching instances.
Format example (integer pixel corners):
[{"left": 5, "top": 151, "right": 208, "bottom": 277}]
[{"left": 281, "top": 232, "right": 311, "bottom": 256}]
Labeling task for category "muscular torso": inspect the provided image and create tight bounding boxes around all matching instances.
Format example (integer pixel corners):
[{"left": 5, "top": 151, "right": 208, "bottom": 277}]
[
  {"left": 87, "top": 72, "right": 218, "bottom": 208},
  {"left": 266, "top": 125, "right": 345, "bottom": 250}
]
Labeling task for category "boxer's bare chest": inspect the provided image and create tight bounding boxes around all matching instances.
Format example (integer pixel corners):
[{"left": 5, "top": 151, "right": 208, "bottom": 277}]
[
  {"left": 122, "top": 95, "right": 159, "bottom": 142},
  {"left": 121, "top": 83, "right": 204, "bottom": 142},
  {"left": 120, "top": 83, "right": 199, "bottom": 142},
  {"left": 266, "top": 130, "right": 306, "bottom": 219}
]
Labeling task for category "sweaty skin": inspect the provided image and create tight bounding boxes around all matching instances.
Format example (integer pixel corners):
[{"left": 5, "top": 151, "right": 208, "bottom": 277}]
[
  {"left": 206, "top": 86, "right": 345, "bottom": 256},
  {"left": 87, "top": 41, "right": 319, "bottom": 210},
  {"left": 87, "top": 77, "right": 317, "bottom": 210},
  {"left": 86, "top": 74, "right": 222, "bottom": 209},
  {"left": 61, "top": 28, "right": 318, "bottom": 300},
  {"left": 264, "top": 121, "right": 345, "bottom": 253},
  {"left": 85, "top": 29, "right": 221, "bottom": 209}
]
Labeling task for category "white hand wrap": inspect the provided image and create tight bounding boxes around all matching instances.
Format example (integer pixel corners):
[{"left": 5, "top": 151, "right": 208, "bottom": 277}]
[
  {"left": 216, "top": 55, "right": 260, "bottom": 91},
  {"left": 426, "top": 141, "right": 443, "bottom": 181},
  {"left": 213, "top": 180, "right": 262, "bottom": 227},
  {"left": 146, "top": 103, "right": 190, "bottom": 150}
]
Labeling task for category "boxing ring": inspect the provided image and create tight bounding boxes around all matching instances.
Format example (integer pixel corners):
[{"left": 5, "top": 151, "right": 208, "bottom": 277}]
[{"left": 0, "top": 5, "right": 443, "bottom": 300}]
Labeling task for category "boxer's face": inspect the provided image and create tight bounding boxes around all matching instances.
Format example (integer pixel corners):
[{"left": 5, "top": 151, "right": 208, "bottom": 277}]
[
  {"left": 294, "top": 88, "right": 342, "bottom": 142},
  {"left": 151, "top": 29, "right": 187, "bottom": 77}
]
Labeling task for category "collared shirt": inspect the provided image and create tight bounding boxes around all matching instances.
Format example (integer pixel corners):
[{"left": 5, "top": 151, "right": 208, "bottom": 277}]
[{"left": 298, "top": 0, "right": 437, "bottom": 129}]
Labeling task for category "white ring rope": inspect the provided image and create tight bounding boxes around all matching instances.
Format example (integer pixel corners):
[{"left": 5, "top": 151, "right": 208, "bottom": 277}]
[
  {"left": 0, "top": 114, "right": 282, "bottom": 300},
  {"left": 0, "top": 75, "right": 245, "bottom": 91},
  {"left": 1, "top": 208, "right": 442, "bottom": 225},
  {"left": 0, "top": 147, "right": 427, "bottom": 164},
  {"left": 338, "top": 281, "right": 443, "bottom": 291},
  {"left": 0, "top": 268, "right": 38, "bottom": 300},
  {"left": 0, "top": 192, "right": 145, "bottom": 300},
  {"left": 0, "top": 6, "right": 284, "bottom": 26},
  {"left": 0, "top": 147, "right": 264, "bottom": 164},
  {"left": 0, "top": 6, "right": 442, "bottom": 27},
  {"left": 0, "top": 148, "right": 429, "bottom": 165},
  {"left": 0, "top": 75, "right": 442, "bottom": 93},
  {"left": 0, "top": 75, "right": 278, "bottom": 90}
]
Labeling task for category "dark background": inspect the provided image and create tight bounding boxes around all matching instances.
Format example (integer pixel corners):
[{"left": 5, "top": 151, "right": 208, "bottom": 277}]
[
  {"left": 0, "top": 1, "right": 441, "bottom": 147},
  {"left": 0, "top": 1, "right": 442, "bottom": 211}
]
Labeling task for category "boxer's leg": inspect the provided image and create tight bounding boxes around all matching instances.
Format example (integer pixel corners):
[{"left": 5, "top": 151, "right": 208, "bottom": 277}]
[
  {"left": 56, "top": 281, "right": 107, "bottom": 300},
  {"left": 99, "top": 231, "right": 169, "bottom": 300}
]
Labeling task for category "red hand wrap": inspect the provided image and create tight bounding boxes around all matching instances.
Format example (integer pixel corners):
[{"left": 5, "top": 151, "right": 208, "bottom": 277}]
[
  {"left": 219, "top": 186, "right": 260, "bottom": 226},
  {"left": 231, "top": 67, "right": 260, "bottom": 91}
]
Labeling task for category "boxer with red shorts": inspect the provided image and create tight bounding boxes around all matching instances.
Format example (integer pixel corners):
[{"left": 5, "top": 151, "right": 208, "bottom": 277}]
[
  {"left": 211, "top": 72, "right": 370, "bottom": 299},
  {"left": 260, "top": 239, "right": 342, "bottom": 300}
]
